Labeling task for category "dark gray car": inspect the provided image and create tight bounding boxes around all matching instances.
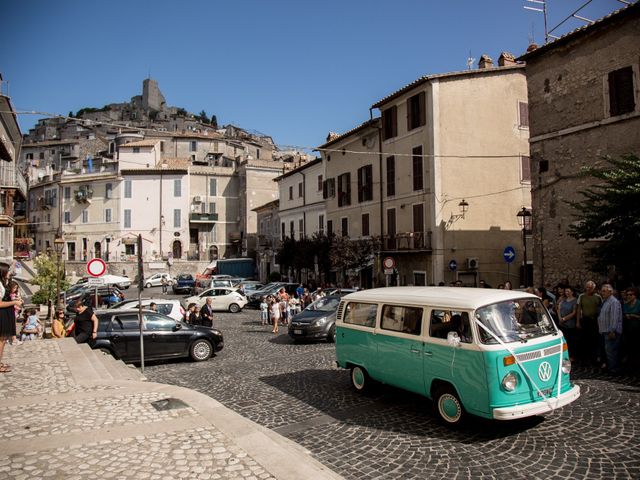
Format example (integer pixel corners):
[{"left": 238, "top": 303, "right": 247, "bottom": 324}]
[{"left": 288, "top": 295, "right": 343, "bottom": 343}]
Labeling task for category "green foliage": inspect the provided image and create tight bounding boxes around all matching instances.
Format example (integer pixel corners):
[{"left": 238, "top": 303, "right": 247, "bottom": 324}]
[
  {"left": 30, "top": 253, "right": 70, "bottom": 306},
  {"left": 176, "top": 108, "right": 188, "bottom": 117},
  {"left": 568, "top": 154, "right": 640, "bottom": 284},
  {"left": 330, "top": 236, "right": 380, "bottom": 273},
  {"left": 268, "top": 271, "right": 282, "bottom": 282},
  {"left": 211, "top": 115, "right": 218, "bottom": 128},
  {"left": 75, "top": 105, "right": 110, "bottom": 117},
  {"left": 196, "top": 110, "right": 209, "bottom": 124}
]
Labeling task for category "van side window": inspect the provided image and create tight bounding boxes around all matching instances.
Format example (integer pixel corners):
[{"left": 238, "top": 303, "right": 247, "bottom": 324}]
[
  {"left": 381, "top": 305, "right": 422, "bottom": 335},
  {"left": 343, "top": 302, "right": 377, "bottom": 327},
  {"left": 430, "top": 310, "right": 472, "bottom": 343}
]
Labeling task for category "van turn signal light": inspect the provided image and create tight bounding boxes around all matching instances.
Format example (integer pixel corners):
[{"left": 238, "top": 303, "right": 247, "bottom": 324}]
[{"left": 503, "top": 355, "right": 516, "bottom": 366}]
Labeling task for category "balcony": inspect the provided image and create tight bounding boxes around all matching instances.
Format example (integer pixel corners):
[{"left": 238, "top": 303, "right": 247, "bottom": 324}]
[
  {"left": 0, "top": 163, "right": 28, "bottom": 199},
  {"left": 190, "top": 212, "right": 218, "bottom": 223},
  {"left": 382, "top": 231, "right": 432, "bottom": 252}
]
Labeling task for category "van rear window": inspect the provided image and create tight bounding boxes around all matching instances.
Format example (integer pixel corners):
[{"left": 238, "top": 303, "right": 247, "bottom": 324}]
[
  {"left": 343, "top": 302, "right": 377, "bottom": 327},
  {"left": 381, "top": 305, "right": 423, "bottom": 335}
]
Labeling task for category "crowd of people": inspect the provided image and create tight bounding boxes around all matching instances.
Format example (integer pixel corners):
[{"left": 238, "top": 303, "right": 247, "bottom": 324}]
[{"left": 259, "top": 284, "right": 328, "bottom": 334}]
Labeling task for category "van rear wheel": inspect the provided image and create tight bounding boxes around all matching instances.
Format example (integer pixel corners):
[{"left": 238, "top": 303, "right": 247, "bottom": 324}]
[
  {"left": 350, "top": 366, "right": 370, "bottom": 393},
  {"left": 434, "top": 385, "right": 465, "bottom": 426}
]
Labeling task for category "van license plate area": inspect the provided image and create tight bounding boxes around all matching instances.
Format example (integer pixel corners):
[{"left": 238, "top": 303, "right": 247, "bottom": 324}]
[
  {"left": 294, "top": 329, "right": 302, "bottom": 335},
  {"left": 537, "top": 387, "right": 554, "bottom": 398}
]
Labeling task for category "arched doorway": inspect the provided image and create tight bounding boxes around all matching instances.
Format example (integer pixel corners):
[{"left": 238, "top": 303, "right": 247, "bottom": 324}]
[
  {"left": 94, "top": 242, "right": 101, "bottom": 259},
  {"left": 172, "top": 240, "right": 182, "bottom": 259},
  {"left": 208, "top": 245, "right": 219, "bottom": 261}
]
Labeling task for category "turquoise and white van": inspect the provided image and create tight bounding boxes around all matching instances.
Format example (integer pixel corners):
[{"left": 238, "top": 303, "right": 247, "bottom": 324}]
[{"left": 335, "top": 287, "right": 580, "bottom": 426}]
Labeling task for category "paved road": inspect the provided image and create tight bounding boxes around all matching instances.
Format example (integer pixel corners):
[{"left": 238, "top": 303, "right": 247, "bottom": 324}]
[{"left": 144, "top": 308, "right": 640, "bottom": 480}]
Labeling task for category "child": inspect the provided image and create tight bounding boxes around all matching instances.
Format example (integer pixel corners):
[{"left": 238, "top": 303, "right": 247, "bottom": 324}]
[
  {"left": 259, "top": 297, "right": 268, "bottom": 326},
  {"left": 21, "top": 308, "right": 42, "bottom": 341},
  {"left": 270, "top": 299, "right": 280, "bottom": 334}
]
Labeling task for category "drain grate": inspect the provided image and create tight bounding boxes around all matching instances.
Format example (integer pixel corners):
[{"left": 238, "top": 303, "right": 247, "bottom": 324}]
[{"left": 150, "top": 398, "right": 189, "bottom": 411}]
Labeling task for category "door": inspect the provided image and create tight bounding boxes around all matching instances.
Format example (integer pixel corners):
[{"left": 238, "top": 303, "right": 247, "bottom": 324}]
[
  {"left": 143, "top": 313, "right": 187, "bottom": 358},
  {"left": 109, "top": 315, "right": 142, "bottom": 361},
  {"left": 94, "top": 242, "right": 102, "bottom": 259},
  {"left": 172, "top": 240, "right": 182, "bottom": 260},
  {"left": 372, "top": 305, "right": 425, "bottom": 395}
]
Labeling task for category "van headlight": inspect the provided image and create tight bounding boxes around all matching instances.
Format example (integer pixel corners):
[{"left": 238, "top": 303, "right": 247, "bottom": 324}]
[
  {"left": 502, "top": 372, "right": 519, "bottom": 392},
  {"left": 562, "top": 359, "right": 572, "bottom": 374}
]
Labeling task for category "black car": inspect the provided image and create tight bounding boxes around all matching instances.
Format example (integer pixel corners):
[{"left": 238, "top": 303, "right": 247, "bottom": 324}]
[
  {"left": 247, "top": 282, "right": 298, "bottom": 308},
  {"left": 288, "top": 295, "right": 343, "bottom": 343},
  {"left": 173, "top": 273, "right": 196, "bottom": 294},
  {"left": 91, "top": 309, "right": 223, "bottom": 363}
]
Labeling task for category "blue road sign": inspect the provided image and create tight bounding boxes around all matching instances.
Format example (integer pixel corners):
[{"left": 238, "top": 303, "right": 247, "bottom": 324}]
[
  {"left": 503, "top": 246, "right": 516, "bottom": 264},
  {"left": 449, "top": 259, "right": 457, "bottom": 271}
]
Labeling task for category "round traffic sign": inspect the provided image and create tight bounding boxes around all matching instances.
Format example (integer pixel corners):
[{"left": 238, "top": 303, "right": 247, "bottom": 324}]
[
  {"left": 449, "top": 260, "right": 457, "bottom": 271},
  {"left": 383, "top": 257, "right": 396, "bottom": 269},
  {"left": 503, "top": 246, "right": 516, "bottom": 264},
  {"left": 87, "top": 258, "right": 107, "bottom": 277}
]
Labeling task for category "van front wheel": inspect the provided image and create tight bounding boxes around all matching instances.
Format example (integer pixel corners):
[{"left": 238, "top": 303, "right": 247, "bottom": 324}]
[
  {"left": 350, "top": 366, "right": 370, "bottom": 393},
  {"left": 434, "top": 386, "right": 465, "bottom": 426}
]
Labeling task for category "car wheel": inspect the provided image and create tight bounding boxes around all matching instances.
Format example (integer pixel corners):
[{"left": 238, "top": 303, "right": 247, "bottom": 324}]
[
  {"left": 327, "top": 325, "right": 336, "bottom": 343},
  {"left": 433, "top": 385, "right": 465, "bottom": 426},
  {"left": 190, "top": 339, "right": 213, "bottom": 362},
  {"left": 229, "top": 303, "right": 241, "bottom": 313},
  {"left": 145, "top": 282, "right": 152, "bottom": 288},
  {"left": 350, "top": 365, "right": 370, "bottom": 393}
]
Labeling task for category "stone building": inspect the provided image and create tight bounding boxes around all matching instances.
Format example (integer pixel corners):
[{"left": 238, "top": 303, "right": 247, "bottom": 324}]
[
  {"left": 518, "top": 3, "right": 640, "bottom": 286},
  {"left": 254, "top": 200, "right": 280, "bottom": 283}
]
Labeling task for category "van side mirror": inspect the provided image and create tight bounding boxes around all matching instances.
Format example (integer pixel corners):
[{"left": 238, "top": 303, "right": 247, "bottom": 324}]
[{"left": 447, "top": 331, "right": 461, "bottom": 348}]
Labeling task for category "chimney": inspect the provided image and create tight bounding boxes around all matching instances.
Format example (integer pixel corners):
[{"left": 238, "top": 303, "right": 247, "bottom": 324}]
[
  {"left": 526, "top": 43, "right": 539, "bottom": 53},
  {"left": 478, "top": 54, "right": 494, "bottom": 69},
  {"left": 326, "top": 132, "right": 340, "bottom": 142},
  {"left": 498, "top": 52, "right": 517, "bottom": 67}
]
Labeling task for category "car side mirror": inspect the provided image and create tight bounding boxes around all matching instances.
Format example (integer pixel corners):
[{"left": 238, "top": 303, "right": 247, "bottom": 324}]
[
  {"left": 174, "top": 322, "right": 182, "bottom": 331},
  {"left": 447, "top": 331, "right": 461, "bottom": 348}
]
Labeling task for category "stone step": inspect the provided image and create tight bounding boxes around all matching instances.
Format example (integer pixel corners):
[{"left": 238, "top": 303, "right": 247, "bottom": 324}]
[
  {"left": 76, "top": 343, "right": 116, "bottom": 381},
  {"left": 94, "top": 348, "right": 128, "bottom": 381},
  {"left": 58, "top": 338, "right": 104, "bottom": 383}
]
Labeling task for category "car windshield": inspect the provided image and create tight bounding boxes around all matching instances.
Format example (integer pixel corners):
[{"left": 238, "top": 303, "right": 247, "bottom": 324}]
[
  {"left": 306, "top": 296, "right": 340, "bottom": 312},
  {"left": 474, "top": 298, "right": 557, "bottom": 344}
]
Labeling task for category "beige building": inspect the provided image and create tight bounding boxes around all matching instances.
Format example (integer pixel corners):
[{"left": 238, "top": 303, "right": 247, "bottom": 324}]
[
  {"left": 254, "top": 200, "right": 280, "bottom": 283},
  {"left": 320, "top": 55, "right": 531, "bottom": 287},
  {"left": 518, "top": 3, "right": 640, "bottom": 286}
]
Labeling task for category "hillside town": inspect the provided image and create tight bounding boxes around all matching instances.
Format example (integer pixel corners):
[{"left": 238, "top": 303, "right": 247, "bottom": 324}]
[{"left": 0, "top": 2, "right": 639, "bottom": 480}]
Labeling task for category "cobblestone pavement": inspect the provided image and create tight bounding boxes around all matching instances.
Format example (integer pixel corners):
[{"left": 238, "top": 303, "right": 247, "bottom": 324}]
[
  {"left": 0, "top": 339, "right": 338, "bottom": 480},
  {"left": 145, "top": 310, "right": 640, "bottom": 480}
]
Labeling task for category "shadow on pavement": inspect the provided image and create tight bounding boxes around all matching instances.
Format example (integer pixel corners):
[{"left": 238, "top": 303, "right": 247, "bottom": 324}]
[{"left": 259, "top": 368, "right": 543, "bottom": 442}]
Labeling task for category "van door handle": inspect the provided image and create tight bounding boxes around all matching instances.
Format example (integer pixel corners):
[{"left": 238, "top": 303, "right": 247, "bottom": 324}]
[
  {"left": 410, "top": 347, "right": 421, "bottom": 354},
  {"left": 424, "top": 351, "right": 433, "bottom": 357}
]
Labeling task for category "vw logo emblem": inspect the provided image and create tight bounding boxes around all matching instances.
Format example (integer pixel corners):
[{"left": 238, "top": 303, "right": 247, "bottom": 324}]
[{"left": 538, "top": 361, "right": 552, "bottom": 381}]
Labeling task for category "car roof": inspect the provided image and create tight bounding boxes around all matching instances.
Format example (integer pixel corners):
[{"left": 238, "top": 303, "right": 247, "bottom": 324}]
[{"left": 342, "top": 287, "right": 539, "bottom": 310}]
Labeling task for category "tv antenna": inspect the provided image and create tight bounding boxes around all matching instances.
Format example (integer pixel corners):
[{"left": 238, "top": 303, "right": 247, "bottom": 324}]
[
  {"left": 523, "top": 0, "right": 549, "bottom": 43},
  {"left": 466, "top": 51, "right": 475, "bottom": 70}
]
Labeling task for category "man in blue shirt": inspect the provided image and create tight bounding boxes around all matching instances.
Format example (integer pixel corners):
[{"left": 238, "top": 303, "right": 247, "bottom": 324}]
[{"left": 597, "top": 284, "right": 623, "bottom": 374}]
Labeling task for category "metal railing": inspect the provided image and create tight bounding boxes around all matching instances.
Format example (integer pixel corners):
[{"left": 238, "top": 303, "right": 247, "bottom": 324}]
[
  {"left": 0, "top": 163, "right": 27, "bottom": 198},
  {"left": 382, "top": 231, "right": 432, "bottom": 251}
]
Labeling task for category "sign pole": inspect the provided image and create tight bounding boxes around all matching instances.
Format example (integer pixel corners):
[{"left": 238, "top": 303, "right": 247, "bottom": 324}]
[{"left": 137, "top": 235, "right": 145, "bottom": 373}]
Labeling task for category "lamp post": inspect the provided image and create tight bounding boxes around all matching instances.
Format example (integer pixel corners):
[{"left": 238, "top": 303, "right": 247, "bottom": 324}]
[
  {"left": 54, "top": 235, "right": 65, "bottom": 311},
  {"left": 516, "top": 207, "right": 532, "bottom": 287},
  {"left": 445, "top": 199, "right": 470, "bottom": 229}
]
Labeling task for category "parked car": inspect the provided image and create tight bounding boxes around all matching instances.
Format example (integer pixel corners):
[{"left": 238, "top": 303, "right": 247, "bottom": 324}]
[
  {"left": 75, "top": 274, "right": 132, "bottom": 289},
  {"left": 181, "top": 287, "right": 248, "bottom": 313},
  {"left": 91, "top": 309, "right": 223, "bottom": 363},
  {"left": 288, "top": 295, "right": 343, "bottom": 343},
  {"left": 247, "top": 283, "right": 298, "bottom": 308},
  {"left": 238, "top": 281, "right": 265, "bottom": 295},
  {"left": 66, "top": 286, "right": 125, "bottom": 312},
  {"left": 173, "top": 274, "right": 196, "bottom": 294},
  {"left": 143, "top": 273, "right": 174, "bottom": 288},
  {"left": 109, "top": 298, "right": 185, "bottom": 322}
]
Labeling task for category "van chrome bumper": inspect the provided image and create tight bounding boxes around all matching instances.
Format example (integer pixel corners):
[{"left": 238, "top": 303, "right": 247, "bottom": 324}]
[{"left": 492, "top": 385, "right": 580, "bottom": 420}]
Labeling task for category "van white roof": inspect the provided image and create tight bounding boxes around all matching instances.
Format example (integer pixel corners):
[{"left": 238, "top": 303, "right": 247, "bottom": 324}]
[{"left": 342, "top": 287, "right": 538, "bottom": 311}]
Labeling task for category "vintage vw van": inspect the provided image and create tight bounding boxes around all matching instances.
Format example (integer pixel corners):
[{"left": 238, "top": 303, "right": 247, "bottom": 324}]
[{"left": 335, "top": 287, "right": 580, "bottom": 425}]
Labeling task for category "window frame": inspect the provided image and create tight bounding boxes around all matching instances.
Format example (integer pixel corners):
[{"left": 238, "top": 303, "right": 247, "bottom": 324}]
[
  {"left": 382, "top": 105, "right": 398, "bottom": 140},
  {"left": 386, "top": 156, "right": 395, "bottom": 197},
  {"left": 407, "top": 92, "right": 426, "bottom": 131}
]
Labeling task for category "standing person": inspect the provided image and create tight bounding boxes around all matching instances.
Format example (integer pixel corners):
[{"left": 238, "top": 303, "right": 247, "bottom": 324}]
[
  {"left": 296, "top": 284, "right": 305, "bottom": 300},
  {"left": 504, "top": 281, "right": 513, "bottom": 290},
  {"left": 0, "top": 263, "right": 24, "bottom": 372},
  {"left": 200, "top": 298, "right": 214, "bottom": 327},
  {"left": 557, "top": 286, "right": 578, "bottom": 361},
  {"left": 259, "top": 297, "right": 269, "bottom": 326},
  {"left": 161, "top": 276, "right": 168, "bottom": 295},
  {"left": 8, "top": 281, "right": 22, "bottom": 345},
  {"left": 577, "top": 280, "right": 602, "bottom": 366},
  {"left": 191, "top": 305, "right": 201, "bottom": 325},
  {"left": 270, "top": 298, "right": 281, "bottom": 334},
  {"left": 73, "top": 300, "right": 99, "bottom": 344},
  {"left": 622, "top": 287, "right": 640, "bottom": 370},
  {"left": 184, "top": 303, "right": 197, "bottom": 324},
  {"left": 597, "top": 284, "right": 623, "bottom": 374}
]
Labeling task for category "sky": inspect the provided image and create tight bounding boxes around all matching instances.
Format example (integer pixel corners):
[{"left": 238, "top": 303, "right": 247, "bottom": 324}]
[{"left": 0, "top": 0, "right": 626, "bottom": 151}]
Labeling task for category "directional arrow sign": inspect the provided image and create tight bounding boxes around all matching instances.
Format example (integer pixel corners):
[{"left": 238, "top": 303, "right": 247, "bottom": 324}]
[
  {"left": 503, "top": 246, "right": 516, "bottom": 264},
  {"left": 449, "top": 260, "right": 457, "bottom": 271}
]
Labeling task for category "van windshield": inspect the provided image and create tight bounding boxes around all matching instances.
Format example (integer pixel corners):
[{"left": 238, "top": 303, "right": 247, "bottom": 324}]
[{"left": 474, "top": 298, "right": 557, "bottom": 344}]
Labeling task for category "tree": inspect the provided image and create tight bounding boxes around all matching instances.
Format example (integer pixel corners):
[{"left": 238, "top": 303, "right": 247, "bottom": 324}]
[
  {"left": 330, "top": 236, "right": 380, "bottom": 283},
  {"left": 30, "top": 252, "right": 70, "bottom": 319},
  {"left": 211, "top": 115, "right": 218, "bottom": 128},
  {"left": 197, "top": 110, "right": 209, "bottom": 124},
  {"left": 568, "top": 154, "right": 640, "bottom": 285}
]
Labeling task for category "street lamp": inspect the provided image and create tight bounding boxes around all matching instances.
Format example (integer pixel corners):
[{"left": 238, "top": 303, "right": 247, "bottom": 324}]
[
  {"left": 516, "top": 207, "right": 532, "bottom": 287},
  {"left": 54, "top": 235, "right": 65, "bottom": 310},
  {"left": 445, "top": 199, "right": 470, "bottom": 229}
]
